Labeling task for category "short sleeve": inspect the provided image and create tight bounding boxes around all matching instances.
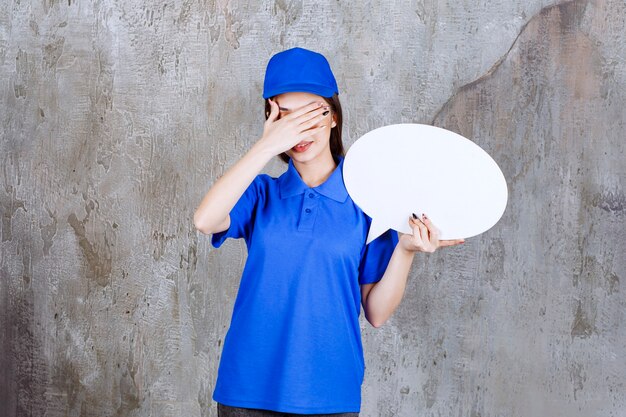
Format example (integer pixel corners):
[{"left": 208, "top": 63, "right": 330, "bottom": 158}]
[
  {"left": 358, "top": 227, "right": 399, "bottom": 285},
  {"left": 211, "top": 175, "right": 267, "bottom": 248}
]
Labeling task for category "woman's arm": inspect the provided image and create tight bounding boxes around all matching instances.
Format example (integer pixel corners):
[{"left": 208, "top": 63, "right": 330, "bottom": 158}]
[
  {"left": 361, "top": 245, "right": 415, "bottom": 328},
  {"left": 193, "top": 142, "right": 273, "bottom": 235},
  {"left": 361, "top": 214, "right": 464, "bottom": 327},
  {"left": 193, "top": 99, "right": 329, "bottom": 235}
]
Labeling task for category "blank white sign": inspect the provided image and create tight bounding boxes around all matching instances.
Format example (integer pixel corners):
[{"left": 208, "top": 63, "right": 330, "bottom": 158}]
[{"left": 343, "top": 124, "right": 508, "bottom": 243}]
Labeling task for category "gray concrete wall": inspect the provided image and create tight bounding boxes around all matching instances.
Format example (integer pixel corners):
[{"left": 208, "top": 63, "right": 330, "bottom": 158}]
[{"left": 1, "top": 0, "right": 624, "bottom": 416}]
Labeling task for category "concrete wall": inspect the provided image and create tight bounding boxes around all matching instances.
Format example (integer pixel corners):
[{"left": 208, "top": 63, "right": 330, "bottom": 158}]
[{"left": 1, "top": 0, "right": 624, "bottom": 416}]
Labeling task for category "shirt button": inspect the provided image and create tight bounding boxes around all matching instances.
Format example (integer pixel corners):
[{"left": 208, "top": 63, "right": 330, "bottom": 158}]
[
  {"left": 305, "top": 208, "right": 312, "bottom": 213},
  {"left": 308, "top": 193, "right": 315, "bottom": 198}
]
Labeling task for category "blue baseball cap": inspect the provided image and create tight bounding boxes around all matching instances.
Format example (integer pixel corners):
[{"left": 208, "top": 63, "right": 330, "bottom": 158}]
[{"left": 262, "top": 47, "right": 339, "bottom": 99}]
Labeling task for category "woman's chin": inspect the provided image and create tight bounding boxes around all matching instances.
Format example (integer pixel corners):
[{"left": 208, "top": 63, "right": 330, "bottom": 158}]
[{"left": 290, "top": 152, "right": 320, "bottom": 164}]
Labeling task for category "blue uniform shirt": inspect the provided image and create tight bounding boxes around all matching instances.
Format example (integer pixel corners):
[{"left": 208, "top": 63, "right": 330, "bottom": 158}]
[{"left": 211, "top": 155, "right": 398, "bottom": 414}]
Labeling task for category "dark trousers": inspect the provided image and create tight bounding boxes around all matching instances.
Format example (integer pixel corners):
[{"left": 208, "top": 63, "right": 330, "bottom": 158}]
[{"left": 217, "top": 403, "right": 359, "bottom": 417}]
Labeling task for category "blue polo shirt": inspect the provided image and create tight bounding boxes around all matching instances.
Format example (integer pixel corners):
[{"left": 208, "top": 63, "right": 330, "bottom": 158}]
[{"left": 211, "top": 155, "right": 398, "bottom": 414}]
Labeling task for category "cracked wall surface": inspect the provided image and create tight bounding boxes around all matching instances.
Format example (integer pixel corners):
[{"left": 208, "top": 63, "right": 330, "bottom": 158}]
[{"left": 1, "top": 1, "right": 624, "bottom": 416}]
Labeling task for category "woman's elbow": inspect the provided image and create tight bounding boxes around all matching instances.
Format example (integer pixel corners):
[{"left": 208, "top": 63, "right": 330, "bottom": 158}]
[
  {"left": 194, "top": 223, "right": 212, "bottom": 235},
  {"left": 370, "top": 320, "right": 385, "bottom": 328},
  {"left": 193, "top": 213, "right": 216, "bottom": 235},
  {"left": 193, "top": 213, "right": 229, "bottom": 236},
  {"left": 365, "top": 313, "right": 388, "bottom": 328},
  {"left": 193, "top": 214, "right": 210, "bottom": 235}
]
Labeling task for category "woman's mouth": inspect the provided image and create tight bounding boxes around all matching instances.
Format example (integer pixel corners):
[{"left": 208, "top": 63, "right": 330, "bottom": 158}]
[{"left": 292, "top": 141, "right": 313, "bottom": 153}]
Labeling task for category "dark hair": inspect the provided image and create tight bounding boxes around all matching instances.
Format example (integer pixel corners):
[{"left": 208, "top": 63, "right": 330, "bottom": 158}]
[{"left": 264, "top": 94, "right": 344, "bottom": 164}]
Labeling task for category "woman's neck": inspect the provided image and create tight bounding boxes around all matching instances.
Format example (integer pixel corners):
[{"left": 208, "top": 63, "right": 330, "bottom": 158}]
[{"left": 293, "top": 153, "right": 337, "bottom": 188}]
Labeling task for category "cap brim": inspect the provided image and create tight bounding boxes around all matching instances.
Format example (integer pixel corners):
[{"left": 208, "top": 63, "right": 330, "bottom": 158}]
[{"left": 263, "top": 84, "right": 337, "bottom": 99}]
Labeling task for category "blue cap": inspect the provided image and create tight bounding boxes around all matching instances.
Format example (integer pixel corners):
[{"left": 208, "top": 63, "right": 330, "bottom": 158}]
[{"left": 262, "top": 47, "right": 339, "bottom": 99}]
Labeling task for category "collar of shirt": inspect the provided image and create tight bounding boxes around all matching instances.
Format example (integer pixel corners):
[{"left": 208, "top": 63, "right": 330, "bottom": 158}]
[{"left": 278, "top": 155, "right": 349, "bottom": 203}]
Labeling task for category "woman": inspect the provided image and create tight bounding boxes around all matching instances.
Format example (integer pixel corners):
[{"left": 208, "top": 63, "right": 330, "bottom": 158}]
[{"left": 194, "top": 47, "right": 464, "bottom": 417}]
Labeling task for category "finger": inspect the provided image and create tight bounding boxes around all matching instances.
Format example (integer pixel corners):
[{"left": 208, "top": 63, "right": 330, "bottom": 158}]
[
  {"left": 267, "top": 98, "right": 279, "bottom": 122},
  {"left": 411, "top": 214, "right": 429, "bottom": 242},
  {"left": 295, "top": 106, "right": 330, "bottom": 126},
  {"left": 408, "top": 216, "right": 425, "bottom": 246},
  {"left": 285, "top": 101, "right": 326, "bottom": 120},
  {"left": 439, "top": 239, "right": 465, "bottom": 247},
  {"left": 298, "top": 110, "right": 331, "bottom": 132},
  {"left": 297, "top": 124, "right": 328, "bottom": 139},
  {"left": 411, "top": 212, "right": 424, "bottom": 225},
  {"left": 420, "top": 213, "right": 440, "bottom": 242}
]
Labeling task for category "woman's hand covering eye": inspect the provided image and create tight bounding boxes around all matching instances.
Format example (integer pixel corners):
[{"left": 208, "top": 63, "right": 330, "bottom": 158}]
[{"left": 258, "top": 99, "right": 331, "bottom": 156}]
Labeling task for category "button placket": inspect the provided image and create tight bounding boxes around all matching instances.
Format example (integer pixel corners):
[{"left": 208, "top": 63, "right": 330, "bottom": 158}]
[{"left": 298, "top": 190, "right": 319, "bottom": 231}]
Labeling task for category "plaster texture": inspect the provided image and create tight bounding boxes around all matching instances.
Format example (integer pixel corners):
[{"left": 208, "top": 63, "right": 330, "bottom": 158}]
[{"left": 1, "top": 0, "right": 624, "bottom": 416}]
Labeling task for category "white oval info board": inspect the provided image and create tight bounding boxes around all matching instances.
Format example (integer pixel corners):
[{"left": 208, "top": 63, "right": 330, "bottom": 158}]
[{"left": 343, "top": 124, "right": 508, "bottom": 243}]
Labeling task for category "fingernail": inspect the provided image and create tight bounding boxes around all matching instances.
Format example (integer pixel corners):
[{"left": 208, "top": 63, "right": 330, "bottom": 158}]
[
  {"left": 412, "top": 213, "right": 417, "bottom": 219},
  {"left": 422, "top": 213, "right": 427, "bottom": 219}
]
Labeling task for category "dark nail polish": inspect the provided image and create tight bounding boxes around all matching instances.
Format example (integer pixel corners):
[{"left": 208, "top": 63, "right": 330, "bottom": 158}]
[{"left": 412, "top": 213, "right": 417, "bottom": 219}]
